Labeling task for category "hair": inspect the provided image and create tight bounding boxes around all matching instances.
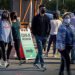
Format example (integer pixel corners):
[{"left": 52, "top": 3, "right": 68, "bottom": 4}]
[
  {"left": 62, "top": 13, "right": 71, "bottom": 19},
  {"left": 39, "top": 4, "right": 45, "bottom": 9},
  {"left": 1, "top": 10, "right": 10, "bottom": 21},
  {"left": 10, "top": 11, "right": 17, "bottom": 21},
  {"left": 53, "top": 12, "right": 59, "bottom": 19}
]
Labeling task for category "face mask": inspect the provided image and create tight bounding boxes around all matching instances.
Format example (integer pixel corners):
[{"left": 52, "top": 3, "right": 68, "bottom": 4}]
[
  {"left": 41, "top": 9, "right": 45, "bottom": 14},
  {"left": 13, "top": 15, "right": 17, "bottom": 19},
  {"left": 64, "top": 19, "right": 71, "bottom": 24}
]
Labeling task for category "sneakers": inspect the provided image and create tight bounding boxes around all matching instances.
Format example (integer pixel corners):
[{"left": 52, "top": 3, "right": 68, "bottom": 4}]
[
  {"left": 41, "top": 64, "right": 47, "bottom": 70},
  {"left": 4, "top": 61, "right": 9, "bottom": 68},
  {"left": 33, "top": 63, "right": 40, "bottom": 69}
]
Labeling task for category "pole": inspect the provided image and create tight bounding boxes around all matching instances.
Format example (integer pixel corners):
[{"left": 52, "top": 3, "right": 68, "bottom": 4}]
[
  {"left": 29, "top": 0, "right": 32, "bottom": 27},
  {"left": 56, "top": 0, "right": 58, "bottom": 11}
]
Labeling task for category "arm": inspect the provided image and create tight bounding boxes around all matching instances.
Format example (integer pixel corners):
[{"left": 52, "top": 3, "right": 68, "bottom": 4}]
[
  {"left": 56, "top": 25, "right": 66, "bottom": 51},
  {"left": 46, "top": 17, "right": 51, "bottom": 37}
]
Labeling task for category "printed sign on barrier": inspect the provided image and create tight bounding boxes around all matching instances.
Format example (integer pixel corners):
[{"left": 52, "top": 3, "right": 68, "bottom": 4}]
[{"left": 20, "top": 28, "right": 36, "bottom": 59}]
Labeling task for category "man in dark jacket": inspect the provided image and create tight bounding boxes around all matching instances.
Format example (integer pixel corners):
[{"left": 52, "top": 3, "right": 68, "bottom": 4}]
[{"left": 31, "top": 4, "right": 51, "bottom": 69}]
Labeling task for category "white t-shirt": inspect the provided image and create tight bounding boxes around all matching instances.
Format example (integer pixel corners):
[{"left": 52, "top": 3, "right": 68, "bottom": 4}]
[
  {"left": 0, "top": 20, "right": 12, "bottom": 43},
  {"left": 50, "top": 19, "right": 62, "bottom": 35}
]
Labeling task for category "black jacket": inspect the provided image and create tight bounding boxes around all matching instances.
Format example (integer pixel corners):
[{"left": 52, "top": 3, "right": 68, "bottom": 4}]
[{"left": 31, "top": 14, "right": 51, "bottom": 37}]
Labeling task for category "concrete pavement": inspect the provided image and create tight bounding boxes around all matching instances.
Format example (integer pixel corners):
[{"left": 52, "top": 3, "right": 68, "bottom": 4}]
[{"left": 0, "top": 54, "right": 75, "bottom": 75}]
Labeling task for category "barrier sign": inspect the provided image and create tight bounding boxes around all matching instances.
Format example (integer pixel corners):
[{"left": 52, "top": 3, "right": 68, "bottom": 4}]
[{"left": 20, "top": 28, "right": 36, "bottom": 59}]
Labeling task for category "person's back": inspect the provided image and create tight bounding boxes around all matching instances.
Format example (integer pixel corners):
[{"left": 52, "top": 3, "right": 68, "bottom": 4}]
[{"left": 50, "top": 19, "right": 62, "bottom": 35}]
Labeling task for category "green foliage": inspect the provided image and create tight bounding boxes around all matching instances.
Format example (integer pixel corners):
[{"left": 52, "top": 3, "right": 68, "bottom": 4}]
[
  {"left": 42, "top": 0, "right": 75, "bottom": 12},
  {"left": 0, "top": 0, "right": 10, "bottom": 10}
]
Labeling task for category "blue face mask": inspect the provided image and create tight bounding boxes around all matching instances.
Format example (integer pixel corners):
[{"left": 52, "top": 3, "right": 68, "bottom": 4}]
[{"left": 64, "top": 19, "right": 71, "bottom": 24}]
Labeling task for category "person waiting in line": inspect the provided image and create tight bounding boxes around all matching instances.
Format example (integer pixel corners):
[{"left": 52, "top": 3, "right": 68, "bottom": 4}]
[
  {"left": 7, "top": 11, "right": 24, "bottom": 65},
  {"left": 45, "top": 12, "right": 62, "bottom": 57},
  {"left": 56, "top": 13, "right": 74, "bottom": 75},
  {"left": 31, "top": 4, "right": 51, "bottom": 69},
  {"left": 0, "top": 10, "right": 13, "bottom": 67}
]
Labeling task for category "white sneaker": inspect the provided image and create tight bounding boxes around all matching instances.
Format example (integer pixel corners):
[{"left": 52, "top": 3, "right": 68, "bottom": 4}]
[{"left": 4, "top": 61, "right": 9, "bottom": 68}]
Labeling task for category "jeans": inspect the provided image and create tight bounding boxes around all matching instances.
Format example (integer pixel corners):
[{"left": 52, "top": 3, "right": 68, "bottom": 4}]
[
  {"left": 47, "top": 35, "right": 56, "bottom": 55},
  {"left": 59, "top": 46, "right": 71, "bottom": 75},
  {"left": 34, "top": 35, "right": 47, "bottom": 67}
]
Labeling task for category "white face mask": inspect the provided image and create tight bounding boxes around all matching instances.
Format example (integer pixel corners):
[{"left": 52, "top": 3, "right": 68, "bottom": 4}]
[{"left": 64, "top": 19, "right": 71, "bottom": 24}]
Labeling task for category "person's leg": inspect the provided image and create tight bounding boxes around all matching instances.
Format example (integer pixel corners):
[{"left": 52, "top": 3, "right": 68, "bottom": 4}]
[
  {"left": 71, "top": 47, "right": 75, "bottom": 63},
  {"left": 65, "top": 48, "right": 71, "bottom": 75},
  {"left": 46, "top": 35, "right": 53, "bottom": 55},
  {"left": 7, "top": 42, "right": 12, "bottom": 60},
  {"left": 0, "top": 41, "right": 6, "bottom": 62},
  {"left": 0, "top": 46, "right": 2, "bottom": 66},
  {"left": 14, "top": 39, "right": 21, "bottom": 60},
  {"left": 34, "top": 36, "right": 44, "bottom": 68},
  {"left": 66, "top": 54, "right": 71, "bottom": 75},
  {"left": 53, "top": 35, "right": 56, "bottom": 57},
  {"left": 42, "top": 38, "right": 47, "bottom": 51},
  {"left": 59, "top": 51, "right": 65, "bottom": 75},
  {"left": 0, "top": 41, "right": 9, "bottom": 67},
  {"left": 34, "top": 36, "right": 42, "bottom": 64},
  {"left": 59, "top": 57, "right": 65, "bottom": 75}
]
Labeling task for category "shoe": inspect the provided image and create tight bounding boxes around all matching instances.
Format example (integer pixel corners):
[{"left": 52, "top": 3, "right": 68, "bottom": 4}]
[
  {"left": 4, "top": 61, "right": 9, "bottom": 68},
  {"left": 52, "top": 55, "right": 57, "bottom": 58},
  {"left": 0, "top": 62, "right": 3, "bottom": 67},
  {"left": 45, "top": 53, "right": 48, "bottom": 57},
  {"left": 59, "top": 72, "right": 64, "bottom": 75},
  {"left": 19, "top": 60, "right": 25, "bottom": 65},
  {"left": 33, "top": 63, "right": 40, "bottom": 69},
  {"left": 41, "top": 65, "right": 47, "bottom": 70}
]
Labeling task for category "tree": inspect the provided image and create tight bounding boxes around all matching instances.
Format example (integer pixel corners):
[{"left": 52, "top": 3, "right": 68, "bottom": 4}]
[
  {"left": 42, "top": 0, "right": 75, "bottom": 12},
  {"left": 0, "top": 0, "right": 10, "bottom": 10}
]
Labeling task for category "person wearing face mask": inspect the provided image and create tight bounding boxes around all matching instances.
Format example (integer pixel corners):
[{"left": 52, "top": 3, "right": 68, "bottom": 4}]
[
  {"left": 7, "top": 11, "right": 24, "bottom": 65},
  {"left": 56, "top": 13, "right": 74, "bottom": 75},
  {"left": 0, "top": 10, "right": 13, "bottom": 67},
  {"left": 31, "top": 4, "right": 51, "bottom": 69}
]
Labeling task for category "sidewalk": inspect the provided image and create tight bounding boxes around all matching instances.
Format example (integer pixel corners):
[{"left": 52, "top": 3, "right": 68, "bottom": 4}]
[{"left": 0, "top": 53, "right": 75, "bottom": 75}]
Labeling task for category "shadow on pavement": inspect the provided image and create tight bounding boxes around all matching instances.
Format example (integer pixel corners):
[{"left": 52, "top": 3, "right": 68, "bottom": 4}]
[{"left": 0, "top": 67, "right": 46, "bottom": 72}]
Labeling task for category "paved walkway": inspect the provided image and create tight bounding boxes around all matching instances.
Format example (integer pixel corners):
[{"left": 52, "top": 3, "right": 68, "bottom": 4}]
[{"left": 0, "top": 52, "right": 75, "bottom": 75}]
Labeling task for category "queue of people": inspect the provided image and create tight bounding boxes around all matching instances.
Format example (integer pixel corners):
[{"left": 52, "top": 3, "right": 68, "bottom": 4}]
[{"left": 0, "top": 4, "right": 75, "bottom": 75}]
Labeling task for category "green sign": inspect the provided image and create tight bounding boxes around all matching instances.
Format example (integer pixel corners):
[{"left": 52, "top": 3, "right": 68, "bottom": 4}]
[{"left": 20, "top": 28, "right": 36, "bottom": 59}]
